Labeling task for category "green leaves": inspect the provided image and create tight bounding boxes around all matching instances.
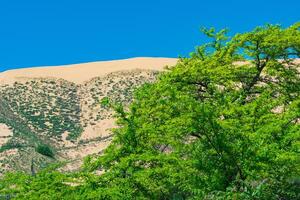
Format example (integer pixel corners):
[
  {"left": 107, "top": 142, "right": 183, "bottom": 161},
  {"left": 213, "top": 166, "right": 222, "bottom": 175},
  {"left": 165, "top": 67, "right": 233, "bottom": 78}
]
[{"left": 95, "top": 22, "right": 300, "bottom": 199}]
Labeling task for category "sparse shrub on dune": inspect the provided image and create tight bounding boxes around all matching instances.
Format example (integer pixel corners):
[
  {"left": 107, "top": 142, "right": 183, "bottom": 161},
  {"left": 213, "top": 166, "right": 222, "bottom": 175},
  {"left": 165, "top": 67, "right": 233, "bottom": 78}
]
[{"left": 35, "top": 144, "right": 54, "bottom": 158}]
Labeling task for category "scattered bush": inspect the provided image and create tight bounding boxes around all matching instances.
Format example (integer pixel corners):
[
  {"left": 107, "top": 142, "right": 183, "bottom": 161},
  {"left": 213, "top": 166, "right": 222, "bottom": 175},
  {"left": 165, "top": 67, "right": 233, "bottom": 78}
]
[{"left": 35, "top": 144, "right": 54, "bottom": 158}]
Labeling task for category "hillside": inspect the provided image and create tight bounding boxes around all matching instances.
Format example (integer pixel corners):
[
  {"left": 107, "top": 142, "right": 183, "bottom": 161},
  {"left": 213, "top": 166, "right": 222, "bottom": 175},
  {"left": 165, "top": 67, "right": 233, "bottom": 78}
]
[{"left": 0, "top": 57, "right": 178, "bottom": 175}]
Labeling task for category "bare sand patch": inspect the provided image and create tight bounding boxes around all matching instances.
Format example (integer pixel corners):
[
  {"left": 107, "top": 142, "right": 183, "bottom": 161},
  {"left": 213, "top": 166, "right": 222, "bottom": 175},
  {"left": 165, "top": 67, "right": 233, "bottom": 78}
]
[
  {"left": 59, "top": 138, "right": 111, "bottom": 171},
  {"left": 79, "top": 118, "right": 115, "bottom": 141},
  {"left": 0, "top": 123, "right": 13, "bottom": 147}
]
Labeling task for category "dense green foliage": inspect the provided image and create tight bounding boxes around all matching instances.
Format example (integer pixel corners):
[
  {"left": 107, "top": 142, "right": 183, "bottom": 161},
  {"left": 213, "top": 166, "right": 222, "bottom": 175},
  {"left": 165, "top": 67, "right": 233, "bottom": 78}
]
[
  {"left": 35, "top": 144, "right": 55, "bottom": 158},
  {"left": 0, "top": 23, "right": 299, "bottom": 199}
]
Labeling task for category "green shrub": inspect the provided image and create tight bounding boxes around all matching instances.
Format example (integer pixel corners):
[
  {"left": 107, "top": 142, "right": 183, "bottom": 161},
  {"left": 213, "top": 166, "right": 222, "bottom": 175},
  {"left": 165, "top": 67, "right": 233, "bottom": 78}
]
[{"left": 35, "top": 144, "right": 54, "bottom": 158}]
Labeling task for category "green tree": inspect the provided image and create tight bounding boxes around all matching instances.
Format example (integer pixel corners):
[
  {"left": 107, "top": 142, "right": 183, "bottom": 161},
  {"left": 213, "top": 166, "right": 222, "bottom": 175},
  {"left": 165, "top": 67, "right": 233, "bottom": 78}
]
[{"left": 85, "top": 23, "right": 300, "bottom": 199}]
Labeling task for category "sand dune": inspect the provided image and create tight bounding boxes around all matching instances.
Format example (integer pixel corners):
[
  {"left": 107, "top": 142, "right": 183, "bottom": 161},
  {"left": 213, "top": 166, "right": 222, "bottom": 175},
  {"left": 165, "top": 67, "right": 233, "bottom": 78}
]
[
  {"left": 1, "top": 58, "right": 298, "bottom": 85},
  {"left": 0, "top": 57, "right": 178, "bottom": 85}
]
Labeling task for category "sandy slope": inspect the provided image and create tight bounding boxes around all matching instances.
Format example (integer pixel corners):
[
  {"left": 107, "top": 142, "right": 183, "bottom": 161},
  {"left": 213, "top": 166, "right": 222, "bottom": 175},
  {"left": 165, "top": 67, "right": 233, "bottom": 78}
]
[
  {"left": 0, "top": 123, "right": 13, "bottom": 147},
  {"left": 0, "top": 57, "right": 178, "bottom": 85},
  {"left": 0, "top": 57, "right": 178, "bottom": 172}
]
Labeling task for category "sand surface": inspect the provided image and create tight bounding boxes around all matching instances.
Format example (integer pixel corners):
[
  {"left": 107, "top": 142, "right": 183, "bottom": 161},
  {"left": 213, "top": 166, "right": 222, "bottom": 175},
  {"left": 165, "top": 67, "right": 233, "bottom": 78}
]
[
  {"left": 0, "top": 57, "right": 178, "bottom": 171},
  {"left": 0, "top": 123, "right": 13, "bottom": 147},
  {"left": 0, "top": 57, "right": 178, "bottom": 85}
]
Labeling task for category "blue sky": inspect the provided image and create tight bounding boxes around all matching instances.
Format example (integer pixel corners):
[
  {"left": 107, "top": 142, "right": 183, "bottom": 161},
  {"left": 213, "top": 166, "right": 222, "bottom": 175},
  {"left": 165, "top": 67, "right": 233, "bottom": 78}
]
[{"left": 0, "top": 0, "right": 299, "bottom": 72}]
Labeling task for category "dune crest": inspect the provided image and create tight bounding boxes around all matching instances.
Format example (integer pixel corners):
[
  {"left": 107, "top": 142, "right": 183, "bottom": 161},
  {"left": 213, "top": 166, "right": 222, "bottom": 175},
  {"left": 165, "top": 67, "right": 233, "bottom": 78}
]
[{"left": 0, "top": 57, "right": 178, "bottom": 85}]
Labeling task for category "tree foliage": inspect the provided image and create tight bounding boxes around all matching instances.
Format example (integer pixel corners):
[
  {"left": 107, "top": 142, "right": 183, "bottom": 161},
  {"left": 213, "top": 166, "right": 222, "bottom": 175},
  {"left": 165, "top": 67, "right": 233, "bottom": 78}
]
[{"left": 0, "top": 23, "right": 299, "bottom": 199}]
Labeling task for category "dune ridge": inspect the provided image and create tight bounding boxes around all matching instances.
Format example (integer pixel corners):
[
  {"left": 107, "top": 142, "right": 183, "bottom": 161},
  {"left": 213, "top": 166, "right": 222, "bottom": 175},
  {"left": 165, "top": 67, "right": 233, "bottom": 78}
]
[{"left": 0, "top": 57, "right": 178, "bottom": 85}]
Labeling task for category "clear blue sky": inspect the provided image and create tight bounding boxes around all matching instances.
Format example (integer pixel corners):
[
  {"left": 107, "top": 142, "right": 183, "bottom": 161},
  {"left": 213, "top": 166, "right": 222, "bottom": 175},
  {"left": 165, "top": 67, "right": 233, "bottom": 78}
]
[{"left": 0, "top": 0, "right": 299, "bottom": 72}]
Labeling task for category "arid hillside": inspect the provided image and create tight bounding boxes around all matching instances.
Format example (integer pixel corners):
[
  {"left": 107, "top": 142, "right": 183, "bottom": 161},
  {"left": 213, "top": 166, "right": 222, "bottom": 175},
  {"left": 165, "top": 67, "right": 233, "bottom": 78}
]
[{"left": 0, "top": 57, "right": 178, "bottom": 175}]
